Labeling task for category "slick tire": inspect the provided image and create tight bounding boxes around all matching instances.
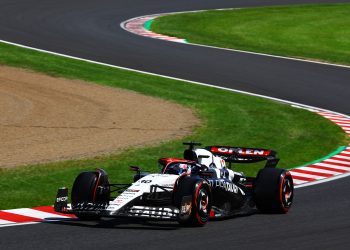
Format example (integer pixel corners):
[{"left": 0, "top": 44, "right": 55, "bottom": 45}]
[
  {"left": 174, "top": 176, "right": 211, "bottom": 226},
  {"left": 254, "top": 168, "right": 294, "bottom": 213},
  {"left": 71, "top": 170, "right": 109, "bottom": 220}
]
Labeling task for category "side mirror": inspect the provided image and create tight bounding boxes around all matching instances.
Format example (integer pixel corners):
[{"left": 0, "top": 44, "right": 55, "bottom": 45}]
[{"left": 233, "top": 175, "right": 242, "bottom": 183}]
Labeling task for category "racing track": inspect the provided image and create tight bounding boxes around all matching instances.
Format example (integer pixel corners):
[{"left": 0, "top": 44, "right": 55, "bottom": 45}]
[{"left": 0, "top": 0, "right": 350, "bottom": 249}]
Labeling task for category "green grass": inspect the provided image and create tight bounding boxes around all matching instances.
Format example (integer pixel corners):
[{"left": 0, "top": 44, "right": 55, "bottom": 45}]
[
  {"left": 152, "top": 3, "right": 350, "bottom": 65},
  {"left": 0, "top": 41, "right": 347, "bottom": 209}
]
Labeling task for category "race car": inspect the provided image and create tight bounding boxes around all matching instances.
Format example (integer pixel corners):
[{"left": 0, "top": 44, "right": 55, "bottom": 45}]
[{"left": 54, "top": 142, "right": 294, "bottom": 226}]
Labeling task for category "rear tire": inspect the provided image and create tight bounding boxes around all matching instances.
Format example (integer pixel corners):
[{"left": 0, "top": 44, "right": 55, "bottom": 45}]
[
  {"left": 173, "top": 176, "right": 211, "bottom": 226},
  {"left": 254, "top": 168, "right": 294, "bottom": 213},
  {"left": 71, "top": 170, "right": 109, "bottom": 220}
]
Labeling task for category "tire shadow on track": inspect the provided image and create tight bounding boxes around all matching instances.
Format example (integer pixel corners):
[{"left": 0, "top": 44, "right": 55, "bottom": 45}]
[{"left": 45, "top": 217, "right": 182, "bottom": 231}]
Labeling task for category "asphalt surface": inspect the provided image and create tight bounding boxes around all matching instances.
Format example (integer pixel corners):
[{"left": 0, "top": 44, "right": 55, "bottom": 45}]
[{"left": 0, "top": 0, "right": 350, "bottom": 249}]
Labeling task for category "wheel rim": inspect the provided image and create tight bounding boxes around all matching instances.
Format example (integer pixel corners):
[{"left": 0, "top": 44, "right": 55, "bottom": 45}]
[
  {"left": 198, "top": 189, "right": 209, "bottom": 214},
  {"left": 282, "top": 178, "right": 293, "bottom": 207}
]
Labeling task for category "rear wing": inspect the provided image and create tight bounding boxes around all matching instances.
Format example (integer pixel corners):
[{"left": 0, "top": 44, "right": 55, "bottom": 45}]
[{"left": 205, "top": 146, "right": 279, "bottom": 168}]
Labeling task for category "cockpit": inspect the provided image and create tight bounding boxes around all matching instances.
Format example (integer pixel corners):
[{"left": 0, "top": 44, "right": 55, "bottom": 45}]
[{"left": 162, "top": 162, "right": 191, "bottom": 175}]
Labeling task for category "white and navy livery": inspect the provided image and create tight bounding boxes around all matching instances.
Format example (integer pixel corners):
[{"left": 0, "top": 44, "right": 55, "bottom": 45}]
[{"left": 54, "top": 142, "right": 294, "bottom": 226}]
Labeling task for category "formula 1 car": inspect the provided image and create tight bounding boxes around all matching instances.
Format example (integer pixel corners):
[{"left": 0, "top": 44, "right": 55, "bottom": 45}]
[{"left": 54, "top": 142, "right": 294, "bottom": 226}]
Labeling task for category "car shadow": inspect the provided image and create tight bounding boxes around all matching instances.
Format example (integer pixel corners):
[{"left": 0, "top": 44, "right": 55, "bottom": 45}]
[
  {"left": 210, "top": 207, "right": 258, "bottom": 221},
  {"left": 43, "top": 208, "right": 258, "bottom": 230},
  {"left": 44, "top": 217, "right": 182, "bottom": 230}
]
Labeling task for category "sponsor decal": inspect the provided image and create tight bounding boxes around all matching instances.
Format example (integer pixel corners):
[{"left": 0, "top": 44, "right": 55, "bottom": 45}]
[
  {"left": 130, "top": 206, "right": 177, "bottom": 218},
  {"left": 208, "top": 179, "right": 240, "bottom": 193},
  {"left": 181, "top": 203, "right": 191, "bottom": 215},
  {"left": 238, "top": 149, "right": 269, "bottom": 156},
  {"left": 106, "top": 205, "right": 118, "bottom": 211},
  {"left": 162, "top": 183, "right": 174, "bottom": 187},
  {"left": 220, "top": 168, "right": 230, "bottom": 179},
  {"left": 180, "top": 196, "right": 192, "bottom": 215},
  {"left": 118, "top": 192, "right": 138, "bottom": 198},
  {"left": 143, "top": 174, "right": 169, "bottom": 178},
  {"left": 56, "top": 196, "right": 68, "bottom": 202},
  {"left": 74, "top": 202, "right": 108, "bottom": 210},
  {"left": 119, "top": 194, "right": 136, "bottom": 198},
  {"left": 220, "top": 159, "right": 226, "bottom": 167},
  {"left": 125, "top": 189, "right": 139, "bottom": 193},
  {"left": 112, "top": 199, "right": 125, "bottom": 205},
  {"left": 154, "top": 174, "right": 168, "bottom": 177},
  {"left": 113, "top": 190, "right": 140, "bottom": 204},
  {"left": 140, "top": 180, "right": 152, "bottom": 184},
  {"left": 211, "top": 146, "right": 270, "bottom": 156}
]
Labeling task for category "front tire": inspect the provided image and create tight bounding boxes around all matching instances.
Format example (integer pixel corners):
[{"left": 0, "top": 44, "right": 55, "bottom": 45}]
[
  {"left": 254, "top": 168, "right": 294, "bottom": 213},
  {"left": 71, "top": 170, "right": 110, "bottom": 220},
  {"left": 173, "top": 176, "right": 211, "bottom": 226}
]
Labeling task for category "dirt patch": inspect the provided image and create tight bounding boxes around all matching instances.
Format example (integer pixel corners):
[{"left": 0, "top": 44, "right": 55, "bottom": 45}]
[{"left": 0, "top": 66, "right": 199, "bottom": 168}]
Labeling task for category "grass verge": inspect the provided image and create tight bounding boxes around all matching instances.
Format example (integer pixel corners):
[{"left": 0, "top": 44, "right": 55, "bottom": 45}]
[
  {"left": 151, "top": 3, "right": 350, "bottom": 65},
  {"left": 0, "top": 41, "right": 347, "bottom": 209}
]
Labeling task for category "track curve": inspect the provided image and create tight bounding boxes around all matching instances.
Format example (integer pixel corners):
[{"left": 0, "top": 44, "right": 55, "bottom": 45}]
[{"left": 0, "top": 0, "right": 350, "bottom": 249}]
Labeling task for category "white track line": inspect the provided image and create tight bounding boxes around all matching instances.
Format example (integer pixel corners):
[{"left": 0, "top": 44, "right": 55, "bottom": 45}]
[
  {"left": 0, "top": 219, "right": 15, "bottom": 225},
  {"left": 120, "top": 10, "right": 350, "bottom": 70},
  {"left": 1, "top": 39, "right": 349, "bottom": 119},
  {"left": 0, "top": 221, "right": 40, "bottom": 228}
]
